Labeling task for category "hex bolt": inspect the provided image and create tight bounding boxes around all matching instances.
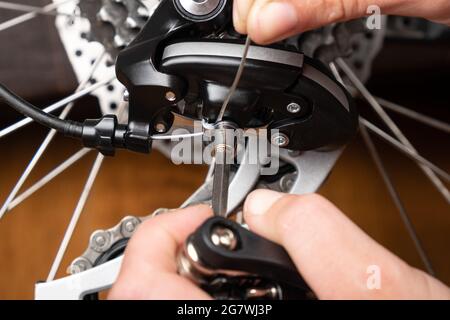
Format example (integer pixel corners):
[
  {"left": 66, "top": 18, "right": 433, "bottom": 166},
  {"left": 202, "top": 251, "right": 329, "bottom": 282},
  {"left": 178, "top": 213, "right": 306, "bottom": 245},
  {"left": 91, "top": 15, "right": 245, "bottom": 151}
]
[
  {"left": 211, "top": 226, "right": 238, "bottom": 251},
  {"left": 155, "top": 122, "right": 167, "bottom": 133},
  {"left": 165, "top": 91, "right": 176, "bottom": 102},
  {"left": 271, "top": 133, "right": 290, "bottom": 147},
  {"left": 287, "top": 102, "right": 301, "bottom": 114}
]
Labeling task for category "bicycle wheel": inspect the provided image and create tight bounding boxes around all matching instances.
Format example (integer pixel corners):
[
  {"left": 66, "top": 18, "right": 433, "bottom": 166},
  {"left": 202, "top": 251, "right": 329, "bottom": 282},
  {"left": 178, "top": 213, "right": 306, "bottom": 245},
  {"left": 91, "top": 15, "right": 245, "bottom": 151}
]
[{"left": 0, "top": 0, "right": 448, "bottom": 299}]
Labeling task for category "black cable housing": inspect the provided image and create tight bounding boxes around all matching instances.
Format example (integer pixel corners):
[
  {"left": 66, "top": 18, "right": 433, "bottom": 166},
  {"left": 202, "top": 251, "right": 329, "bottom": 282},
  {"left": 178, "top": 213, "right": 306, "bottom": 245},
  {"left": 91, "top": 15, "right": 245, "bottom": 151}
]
[{"left": 0, "top": 83, "right": 83, "bottom": 138}]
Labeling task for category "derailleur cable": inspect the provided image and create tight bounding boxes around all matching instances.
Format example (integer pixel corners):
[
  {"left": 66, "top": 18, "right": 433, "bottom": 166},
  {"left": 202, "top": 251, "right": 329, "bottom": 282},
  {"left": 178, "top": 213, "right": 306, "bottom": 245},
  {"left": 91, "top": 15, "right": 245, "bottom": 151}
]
[
  {"left": 0, "top": 84, "right": 84, "bottom": 139},
  {"left": 0, "top": 82, "right": 122, "bottom": 156}
]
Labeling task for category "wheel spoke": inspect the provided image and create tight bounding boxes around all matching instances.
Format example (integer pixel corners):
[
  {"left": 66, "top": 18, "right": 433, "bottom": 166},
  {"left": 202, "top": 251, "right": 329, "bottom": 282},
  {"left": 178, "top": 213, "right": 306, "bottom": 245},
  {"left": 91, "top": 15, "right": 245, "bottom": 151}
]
[
  {"left": 0, "top": 0, "right": 76, "bottom": 32},
  {"left": 337, "top": 58, "right": 450, "bottom": 203},
  {"left": 0, "top": 1, "right": 78, "bottom": 17},
  {"left": 0, "top": 127, "right": 57, "bottom": 219},
  {"left": 8, "top": 148, "right": 91, "bottom": 211},
  {"left": 328, "top": 63, "right": 450, "bottom": 135},
  {"left": 0, "top": 52, "right": 106, "bottom": 219},
  {"left": 330, "top": 62, "right": 449, "bottom": 183},
  {"left": 0, "top": 76, "right": 113, "bottom": 139},
  {"left": 376, "top": 97, "right": 450, "bottom": 134},
  {"left": 329, "top": 62, "right": 344, "bottom": 84},
  {"left": 360, "top": 118, "right": 450, "bottom": 183},
  {"left": 360, "top": 123, "right": 435, "bottom": 275},
  {"left": 46, "top": 102, "right": 128, "bottom": 281},
  {"left": 46, "top": 152, "right": 104, "bottom": 282}
]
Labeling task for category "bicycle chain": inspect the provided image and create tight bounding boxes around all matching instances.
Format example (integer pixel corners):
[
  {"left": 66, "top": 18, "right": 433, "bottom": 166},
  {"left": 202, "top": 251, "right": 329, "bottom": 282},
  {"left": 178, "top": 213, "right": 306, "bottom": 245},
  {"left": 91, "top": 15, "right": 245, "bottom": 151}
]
[{"left": 69, "top": 208, "right": 170, "bottom": 274}]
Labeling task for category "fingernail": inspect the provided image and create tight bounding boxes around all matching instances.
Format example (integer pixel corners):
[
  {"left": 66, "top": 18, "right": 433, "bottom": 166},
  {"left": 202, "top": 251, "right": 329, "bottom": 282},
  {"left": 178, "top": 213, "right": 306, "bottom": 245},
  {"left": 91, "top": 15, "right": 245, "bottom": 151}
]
[
  {"left": 257, "top": 2, "right": 298, "bottom": 42},
  {"left": 244, "top": 190, "right": 284, "bottom": 216}
]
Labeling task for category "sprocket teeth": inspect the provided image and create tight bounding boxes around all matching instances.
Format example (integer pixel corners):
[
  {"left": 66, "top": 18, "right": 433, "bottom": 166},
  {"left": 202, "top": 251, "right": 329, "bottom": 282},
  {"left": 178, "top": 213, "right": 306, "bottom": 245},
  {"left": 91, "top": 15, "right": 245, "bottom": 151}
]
[
  {"left": 79, "top": 0, "right": 157, "bottom": 58},
  {"left": 125, "top": 17, "right": 139, "bottom": 29},
  {"left": 97, "top": 7, "right": 109, "bottom": 22},
  {"left": 113, "top": 34, "right": 127, "bottom": 48},
  {"left": 137, "top": 6, "right": 150, "bottom": 18}
]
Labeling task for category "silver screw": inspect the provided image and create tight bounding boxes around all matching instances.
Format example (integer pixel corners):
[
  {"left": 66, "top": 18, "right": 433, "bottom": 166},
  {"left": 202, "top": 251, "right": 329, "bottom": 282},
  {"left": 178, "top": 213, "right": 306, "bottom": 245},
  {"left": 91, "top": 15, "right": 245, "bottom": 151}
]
[
  {"left": 155, "top": 122, "right": 167, "bottom": 133},
  {"left": 271, "top": 133, "right": 290, "bottom": 147},
  {"left": 211, "top": 226, "right": 238, "bottom": 251},
  {"left": 165, "top": 91, "right": 176, "bottom": 102},
  {"left": 287, "top": 102, "right": 301, "bottom": 114},
  {"left": 123, "top": 90, "right": 129, "bottom": 101}
]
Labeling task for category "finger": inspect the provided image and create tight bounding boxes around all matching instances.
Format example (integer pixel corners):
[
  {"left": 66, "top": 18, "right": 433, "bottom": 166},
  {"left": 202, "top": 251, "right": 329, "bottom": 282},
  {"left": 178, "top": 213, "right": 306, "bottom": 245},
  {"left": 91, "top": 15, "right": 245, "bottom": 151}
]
[
  {"left": 246, "top": 0, "right": 298, "bottom": 44},
  {"left": 244, "top": 190, "right": 450, "bottom": 299},
  {"left": 233, "top": 0, "right": 255, "bottom": 34},
  {"left": 109, "top": 205, "right": 213, "bottom": 299},
  {"left": 245, "top": 0, "right": 402, "bottom": 44},
  {"left": 126, "top": 205, "right": 213, "bottom": 272}
]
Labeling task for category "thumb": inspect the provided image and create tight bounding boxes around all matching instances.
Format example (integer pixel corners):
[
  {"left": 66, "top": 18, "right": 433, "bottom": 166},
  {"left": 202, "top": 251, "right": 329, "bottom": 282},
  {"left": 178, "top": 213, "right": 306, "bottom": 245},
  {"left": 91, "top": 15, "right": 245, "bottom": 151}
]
[
  {"left": 240, "top": 0, "right": 373, "bottom": 44},
  {"left": 243, "top": 190, "right": 450, "bottom": 299},
  {"left": 236, "top": 0, "right": 449, "bottom": 44}
]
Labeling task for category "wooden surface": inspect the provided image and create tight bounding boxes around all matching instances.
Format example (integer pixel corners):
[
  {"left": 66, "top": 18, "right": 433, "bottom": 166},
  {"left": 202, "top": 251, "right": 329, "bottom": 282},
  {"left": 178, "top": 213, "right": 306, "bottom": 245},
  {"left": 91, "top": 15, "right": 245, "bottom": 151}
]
[{"left": 0, "top": 123, "right": 449, "bottom": 299}]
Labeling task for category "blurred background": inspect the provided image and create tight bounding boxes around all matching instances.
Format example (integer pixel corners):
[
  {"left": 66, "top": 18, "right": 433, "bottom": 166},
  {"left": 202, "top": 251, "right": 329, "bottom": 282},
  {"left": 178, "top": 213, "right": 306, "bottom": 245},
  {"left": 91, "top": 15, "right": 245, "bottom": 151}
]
[{"left": 0, "top": 1, "right": 449, "bottom": 299}]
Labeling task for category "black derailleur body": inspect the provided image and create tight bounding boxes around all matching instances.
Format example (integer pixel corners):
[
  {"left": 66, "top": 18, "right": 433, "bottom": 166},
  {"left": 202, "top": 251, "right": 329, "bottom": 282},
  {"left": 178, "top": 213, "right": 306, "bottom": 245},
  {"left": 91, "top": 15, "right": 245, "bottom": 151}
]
[{"left": 114, "top": 0, "right": 358, "bottom": 154}]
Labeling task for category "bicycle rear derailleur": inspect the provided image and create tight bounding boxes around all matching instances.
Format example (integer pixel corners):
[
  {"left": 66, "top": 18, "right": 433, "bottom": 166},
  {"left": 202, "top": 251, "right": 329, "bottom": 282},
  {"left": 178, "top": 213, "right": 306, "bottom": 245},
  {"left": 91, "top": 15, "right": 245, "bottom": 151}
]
[
  {"left": 37, "top": 0, "right": 358, "bottom": 300},
  {"left": 113, "top": 0, "right": 354, "bottom": 300},
  {"left": 81, "top": 0, "right": 357, "bottom": 156}
]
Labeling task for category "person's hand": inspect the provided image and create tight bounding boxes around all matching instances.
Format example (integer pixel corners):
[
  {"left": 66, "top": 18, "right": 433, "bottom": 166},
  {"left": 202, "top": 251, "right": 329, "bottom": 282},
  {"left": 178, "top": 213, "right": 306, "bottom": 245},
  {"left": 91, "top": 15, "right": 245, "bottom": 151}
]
[
  {"left": 109, "top": 191, "right": 450, "bottom": 300},
  {"left": 233, "top": 0, "right": 450, "bottom": 44},
  {"left": 109, "top": 205, "right": 213, "bottom": 299},
  {"left": 243, "top": 191, "right": 450, "bottom": 299}
]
